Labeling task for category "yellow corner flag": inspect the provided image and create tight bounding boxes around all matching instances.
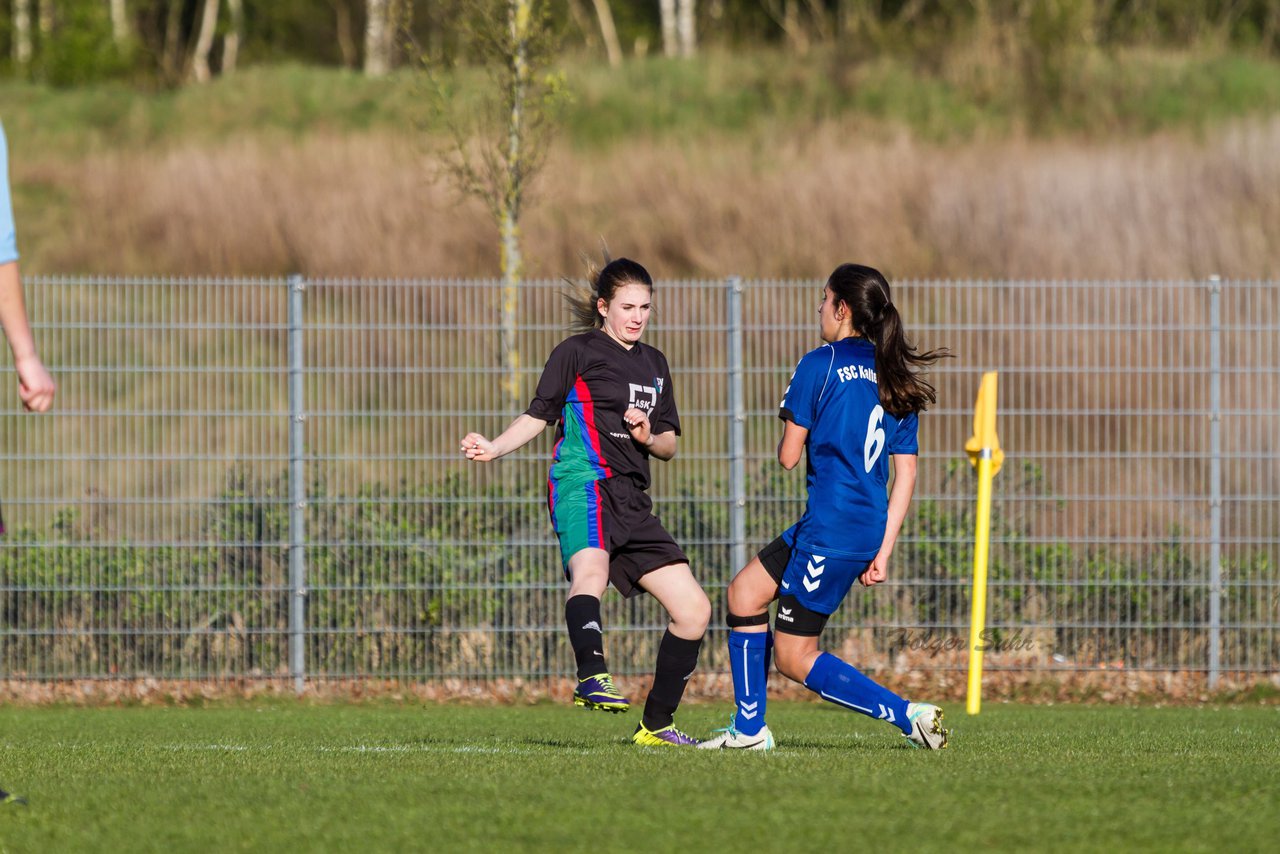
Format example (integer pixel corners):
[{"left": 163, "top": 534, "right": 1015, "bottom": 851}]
[
  {"left": 965, "top": 372, "right": 1002, "bottom": 715},
  {"left": 964, "top": 372, "right": 1004, "bottom": 475}
]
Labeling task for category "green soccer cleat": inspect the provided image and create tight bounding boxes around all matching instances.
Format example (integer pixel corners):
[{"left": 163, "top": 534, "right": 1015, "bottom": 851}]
[
  {"left": 573, "top": 672, "right": 630, "bottom": 713},
  {"left": 632, "top": 722, "right": 700, "bottom": 747},
  {"left": 0, "top": 788, "right": 28, "bottom": 807}
]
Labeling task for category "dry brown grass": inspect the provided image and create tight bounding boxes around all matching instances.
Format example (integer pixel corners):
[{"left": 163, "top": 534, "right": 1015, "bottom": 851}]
[
  {"left": 17, "top": 118, "right": 1280, "bottom": 279},
  {"left": 1, "top": 669, "right": 1275, "bottom": 707}
]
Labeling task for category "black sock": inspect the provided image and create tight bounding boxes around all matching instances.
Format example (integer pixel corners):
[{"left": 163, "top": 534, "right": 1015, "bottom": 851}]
[
  {"left": 565, "top": 595, "right": 608, "bottom": 680},
  {"left": 642, "top": 630, "right": 703, "bottom": 730}
]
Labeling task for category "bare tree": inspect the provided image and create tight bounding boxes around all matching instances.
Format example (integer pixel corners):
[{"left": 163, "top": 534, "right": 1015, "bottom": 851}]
[
  {"left": 163, "top": 0, "right": 185, "bottom": 79},
  {"left": 109, "top": 0, "right": 131, "bottom": 47},
  {"left": 426, "top": 0, "right": 564, "bottom": 411},
  {"left": 224, "top": 0, "right": 243, "bottom": 75},
  {"left": 763, "top": 0, "right": 810, "bottom": 54},
  {"left": 331, "top": 0, "right": 359, "bottom": 68},
  {"left": 661, "top": 0, "right": 696, "bottom": 58},
  {"left": 590, "top": 0, "right": 622, "bottom": 67},
  {"left": 365, "top": 0, "right": 391, "bottom": 76},
  {"left": 191, "top": 0, "right": 221, "bottom": 83},
  {"left": 677, "top": 0, "right": 696, "bottom": 57},
  {"left": 13, "top": 0, "right": 33, "bottom": 67},
  {"left": 37, "top": 0, "right": 52, "bottom": 42},
  {"left": 660, "top": 0, "right": 677, "bottom": 57}
]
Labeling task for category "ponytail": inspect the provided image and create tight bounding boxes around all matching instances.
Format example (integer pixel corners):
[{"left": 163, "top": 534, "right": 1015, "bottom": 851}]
[{"left": 827, "top": 263, "right": 951, "bottom": 417}]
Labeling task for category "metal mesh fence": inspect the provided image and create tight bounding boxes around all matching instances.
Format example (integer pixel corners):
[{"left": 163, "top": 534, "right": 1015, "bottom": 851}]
[{"left": 0, "top": 276, "right": 1275, "bottom": 686}]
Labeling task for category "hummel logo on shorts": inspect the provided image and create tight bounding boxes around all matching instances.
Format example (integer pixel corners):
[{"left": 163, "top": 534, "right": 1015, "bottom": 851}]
[{"left": 583, "top": 621, "right": 602, "bottom": 632}]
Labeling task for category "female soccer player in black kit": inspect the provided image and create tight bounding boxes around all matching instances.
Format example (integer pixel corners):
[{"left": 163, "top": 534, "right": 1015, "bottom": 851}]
[{"left": 461, "top": 258, "right": 709, "bottom": 746}]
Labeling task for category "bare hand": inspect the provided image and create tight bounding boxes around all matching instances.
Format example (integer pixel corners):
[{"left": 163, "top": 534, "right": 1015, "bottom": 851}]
[
  {"left": 859, "top": 552, "right": 888, "bottom": 587},
  {"left": 459, "top": 432, "right": 497, "bottom": 462},
  {"left": 623, "top": 407, "right": 652, "bottom": 446},
  {"left": 15, "top": 354, "right": 55, "bottom": 413}
]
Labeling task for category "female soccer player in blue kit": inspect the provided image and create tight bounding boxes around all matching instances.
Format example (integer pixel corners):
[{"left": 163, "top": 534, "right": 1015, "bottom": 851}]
[{"left": 701, "top": 263, "right": 950, "bottom": 751}]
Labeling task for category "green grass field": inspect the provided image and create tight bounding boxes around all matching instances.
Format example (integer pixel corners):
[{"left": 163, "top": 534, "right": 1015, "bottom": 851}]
[{"left": 1, "top": 700, "right": 1276, "bottom": 852}]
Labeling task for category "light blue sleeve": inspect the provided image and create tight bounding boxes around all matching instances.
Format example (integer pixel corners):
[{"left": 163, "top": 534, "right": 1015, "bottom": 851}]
[{"left": 0, "top": 122, "right": 17, "bottom": 264}]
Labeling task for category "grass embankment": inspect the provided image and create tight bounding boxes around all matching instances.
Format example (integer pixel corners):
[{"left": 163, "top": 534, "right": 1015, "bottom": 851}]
[
  {"left": 2, "top": 47, "right": 1279, "bottom": 278},
  {"left": 0, "top": 701, "right": 1276, "bottom": 851}
]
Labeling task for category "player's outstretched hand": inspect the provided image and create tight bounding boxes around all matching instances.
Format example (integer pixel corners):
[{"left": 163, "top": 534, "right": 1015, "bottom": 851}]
[
  {"left": 460, "top": 432, "right": 498, "bottom": 462},
  {"left": 16, "top": 353, "right": 55, "bottom": 413},
  {"left": 623, "top": 407, "right": 652, "bottom": 446}
]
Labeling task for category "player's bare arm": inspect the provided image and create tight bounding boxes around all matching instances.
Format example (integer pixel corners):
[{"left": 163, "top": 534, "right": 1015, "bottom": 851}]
[
  {"left": 0, "top": 261, "right": 55, "bottom": 413},
  {"left": 777, "top": 419, "right": 808, "bottom": 470},
  {"left": 862, "top": 453, "right": 918, "bottom": 587},
  {"left": 461, "top": 413, "right": 547, "bottom": 462}
]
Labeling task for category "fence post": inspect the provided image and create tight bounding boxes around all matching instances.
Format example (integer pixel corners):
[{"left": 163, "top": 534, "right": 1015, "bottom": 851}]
[
  {"left": 1208, "top": 275, "right": 1222, "bottom": 690},
  {"left": 288, "top": 274, "right": 308, "bottom": 694},
  {"left": 727, "top": 276, "right": 747, "bottom": 576}
]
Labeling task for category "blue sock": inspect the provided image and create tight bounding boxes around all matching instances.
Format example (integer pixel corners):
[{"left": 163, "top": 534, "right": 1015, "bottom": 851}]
[
  {"left": 764, "top": 630, "right": 774, "bottom": 687},
  {"left": 803, "top": 652, "right": 911, "bottom": 735},
  {"left": 728, "top": 630, "right": 769, "bottom": 736}
]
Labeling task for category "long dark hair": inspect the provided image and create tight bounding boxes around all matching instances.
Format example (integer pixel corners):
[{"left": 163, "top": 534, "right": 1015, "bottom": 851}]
[
  {"left": 827, "top": 263, "right": 951, "bottom": 416},
  {"left": 564, "top": 255, "right": 654, "bottom": 332}
]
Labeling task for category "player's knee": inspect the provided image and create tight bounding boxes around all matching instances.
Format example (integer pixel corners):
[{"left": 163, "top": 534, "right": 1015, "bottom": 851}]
[
  {"left": 773, "top": 644, "right": 809, "bottom": 683},
  {"left": 683, "top": 589, "right": 712, "bottom": 635},
  {"left": 726, "top": 577, "right": 765, "bottom": 618},
  {"left": 666, "top": 589, "right": 711, "bottom": 637}
]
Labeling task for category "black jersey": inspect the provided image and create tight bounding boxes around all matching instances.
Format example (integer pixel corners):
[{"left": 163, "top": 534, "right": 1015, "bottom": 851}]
[{"left": 525, "top": 330, "right": 680, "bottom": 490}]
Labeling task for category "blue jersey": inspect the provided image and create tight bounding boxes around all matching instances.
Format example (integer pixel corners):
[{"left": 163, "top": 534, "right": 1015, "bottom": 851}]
[
  {"left": 0, "top": 122, "right": 16, "bottom": 264},
  {"left": 779, "top": 337, "right": 918, "bottom": 560}
]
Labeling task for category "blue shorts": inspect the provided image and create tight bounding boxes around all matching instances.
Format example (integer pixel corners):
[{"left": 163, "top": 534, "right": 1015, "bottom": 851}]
[{"left": 772, "top": 530, "right": 873, "bottom": 616}]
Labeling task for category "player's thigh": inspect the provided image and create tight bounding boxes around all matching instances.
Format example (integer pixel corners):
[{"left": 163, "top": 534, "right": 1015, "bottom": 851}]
[
  {"left": 637, "top": 562, "right": 710, "bottom": 638},
  {"left": 727, "top": 557, "right": 781, "bottom": 616},
  {"left": 566, "top": 547, "right": 610, "bottom": 598}
]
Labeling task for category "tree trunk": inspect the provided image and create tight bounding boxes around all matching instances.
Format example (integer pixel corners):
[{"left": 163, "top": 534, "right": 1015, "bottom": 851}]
[
  {"left": 784, "top": 0, "right": 808, "bottom": 54},
  {"left": 364, "top": 0, "right": 390, "bottom": 76},
  {"left": 677, "top": 0, "right": 696, "bottom": 57},
  {"left": 332, "top": 0, "right": 357, "bottom": 68},
  {"left": 191, "top": 0, "right": 220, "bottom": 83},
  {"left": 589, "top": 0, "right": 622, "bottom": 67},
  {"left": 109, "top": 0, "right": 130, "bottom": 46},
  {"left": 223, "top": 0, "right": 243, "bottom": 75},
  {"left": 499, "top": 206, "right": 523, "bottom": 413},
  {"left": 500, "top": 0, "right": 532, "bottom": 413},
  {"left": 384, "top": 0, "right": 407, "bottom": 68},
  {"left": 163, "top": 0, "right": 185, "bottom": 80},
  {"left": 660, "top": 0, "right": 677, "bottom": 57},
  {"left": 37, "top": 0, "right": 52, "bottom": 40},
  {"left": 13, "top": 0, "right": 32, "bottom": 67},
  {"left": 1264, "top": 1, "right": 1280, "bottom": 54}
]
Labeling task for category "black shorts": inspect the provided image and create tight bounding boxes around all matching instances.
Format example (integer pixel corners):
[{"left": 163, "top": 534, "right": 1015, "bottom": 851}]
[
  {"left": 548, "top": 475, "right": 688, "bottom": 599},
  {"left": 756, "top": 534, "right": 830, "bottom": 637}
]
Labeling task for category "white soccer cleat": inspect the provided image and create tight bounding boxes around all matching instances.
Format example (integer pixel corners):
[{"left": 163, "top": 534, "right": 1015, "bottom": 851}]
[
  {"left": 697, "top": 722, "right": 776, "bottom": 751},
  {"left": 904, "top": 702, "right": 949, "bottom": 750}
]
